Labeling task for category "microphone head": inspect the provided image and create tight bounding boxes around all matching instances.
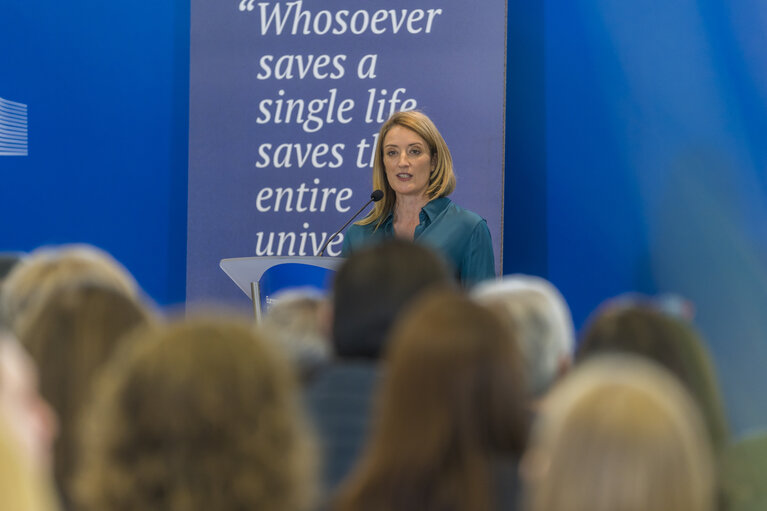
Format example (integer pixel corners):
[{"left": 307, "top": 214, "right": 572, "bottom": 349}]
[{"left": 370, "top": 190, "right": 384, "bottom": 202}]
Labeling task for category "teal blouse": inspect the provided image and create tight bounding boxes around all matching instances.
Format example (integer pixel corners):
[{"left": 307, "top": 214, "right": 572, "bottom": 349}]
[{"left": 341, "top": 197, "right": 496, "bottom": 287}]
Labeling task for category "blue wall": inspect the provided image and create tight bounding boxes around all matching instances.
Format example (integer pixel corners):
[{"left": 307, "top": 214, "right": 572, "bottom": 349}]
[
  {"left": 535, "top": 0, "right": 767, "bottom": 436},
  {"left": 3, "top": 1, "right": 767, "bottom": 436},
  {"left": 0, "top": 0, "right": 189, "bottom": 305}
]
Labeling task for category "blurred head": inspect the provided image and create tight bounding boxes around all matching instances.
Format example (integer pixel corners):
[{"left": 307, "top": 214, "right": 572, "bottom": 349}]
[
  {"left": 0, "top": 331, "right": 57, "bottom": 473},
  {"left": 335, "top": 290, "right": 528, "bottom": 511},
  {"left": 332, "top": 239, "right": 453, "bottom": 359},
  {"left": 0, "top": 252, "right": 23, "bottom": 283},
  {"left": 75, "top": 316, "right": 317, "bottom": 511},
  {"left": 577, "top": 301, "right": 728, "bottom": 452},
  {"left": 472, "top": 275, "right": 574, "bottom": 398},
  {"left": 17, "top": 282, "right": 153, "bottom": 501},
  {"left": 0, "top": 416, "right": 60, "bottom": 511},
  {"left": 260, "top": 289, "right": 331, "bottom": 382},
  {"left": 523, "top": 355, "right": 715, "bottom": 511},
  {"left": 0, "top": 244, "right": 139, "bottom": 333},
  {"left": 361, "top": 111, "right": 456, "bottom": 227}
]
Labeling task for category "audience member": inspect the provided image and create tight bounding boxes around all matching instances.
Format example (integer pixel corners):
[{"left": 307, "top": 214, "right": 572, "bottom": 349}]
[
  {"left": 0, "top": 329, "right": 60, "bottom": 509},
  {"left": 0, "top": 330, "right": 57, "bottom": 474},
  {"left": 577, "top": 300, "right": 729, "bottom": 453},
  {"left": 472, "top": 274, "right": 574, "bottom": 400},
  {"left": 334, "top": 289, "right": 529, "bottom": 511},
  {"left": 0, "top": 251, "right": 24, "bottom": 283},
  {"left": 522, "top": 355, "right": 716, "bottom": 511},
  {"left": 260, "top": 289, "right": 331, "bottom": 383},
  {"left": 305, "top": 239, "right": 453, "bottom": 494},
  {"left": 17, "top": 282, "right": 154, "bottom": 506},
  {"left": 0, "top": 244, "right": 140, "bottom": 333},
  {"left": 722, "top": 430, "right": 767, "bottom": 511},
  {"left": 0, "top": 417, "right": 60, "bottom": 511},
  {"left": 74, "top": 316, "right": 317, "bottom": 511}
]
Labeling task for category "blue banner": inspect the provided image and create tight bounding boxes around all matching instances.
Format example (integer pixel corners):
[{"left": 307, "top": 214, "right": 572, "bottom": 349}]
[{"left": 187, "top": 0, "right": 507, "bottom": 304}]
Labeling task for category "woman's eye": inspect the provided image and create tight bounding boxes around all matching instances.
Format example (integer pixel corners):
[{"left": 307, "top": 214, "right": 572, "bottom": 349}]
[
  {"left": 409, "top": 148, "right": 421, "bottom": 155},
  {"left": 386, "top": 150, "right": 397, "bottom": 157}
]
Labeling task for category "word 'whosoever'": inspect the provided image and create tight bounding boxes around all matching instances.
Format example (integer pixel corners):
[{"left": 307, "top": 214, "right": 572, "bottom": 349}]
[{"left": 246, "top": 1, "right": 443, "bottom": 36}]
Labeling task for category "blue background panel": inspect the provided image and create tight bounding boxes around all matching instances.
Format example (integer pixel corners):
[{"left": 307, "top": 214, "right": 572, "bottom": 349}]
[
  {"left": 0, "top": 1, "right": 189, "bottom": 306},
  {"left": 2, "top": 0, "right": 767, "bottom": 436}
]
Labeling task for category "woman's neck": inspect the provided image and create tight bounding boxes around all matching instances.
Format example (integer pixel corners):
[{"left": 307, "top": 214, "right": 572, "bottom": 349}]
[
  {"left": 393, "top": 194, "right": 430, "bottom": 239},
  {"left": 394, "top": 194, "right": 429, "bottom": 221}
]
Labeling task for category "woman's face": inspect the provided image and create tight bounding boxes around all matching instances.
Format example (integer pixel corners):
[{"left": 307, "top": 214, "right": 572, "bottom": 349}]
[{"left": 382, "top": 125, "right": 435, "bottom": 201}]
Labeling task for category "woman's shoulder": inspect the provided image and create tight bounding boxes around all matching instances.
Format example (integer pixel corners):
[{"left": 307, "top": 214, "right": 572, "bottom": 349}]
[{"left": 439, "top": 198, "right": 487, "bottom": 228}]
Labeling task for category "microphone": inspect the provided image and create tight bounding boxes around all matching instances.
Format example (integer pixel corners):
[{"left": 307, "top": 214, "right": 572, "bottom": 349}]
[{"left": 317, "top": 190, "right": 384, "bottom": 256}]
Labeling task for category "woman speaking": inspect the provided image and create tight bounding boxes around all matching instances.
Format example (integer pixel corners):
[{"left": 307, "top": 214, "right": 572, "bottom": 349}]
[{"left": 341, "top": 110, "right": 495, "bottom": 287}]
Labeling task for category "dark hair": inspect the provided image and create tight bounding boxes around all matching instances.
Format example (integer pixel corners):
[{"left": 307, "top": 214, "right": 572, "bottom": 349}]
[
  {"left": 577, "top": 302, "right": 728, "bottom": 453},
  {"left": 332, "top": 239, "right": 453, "bottom": 359},
  {"left": 334, "top": 289, "right": 529, "bottom": 511}
]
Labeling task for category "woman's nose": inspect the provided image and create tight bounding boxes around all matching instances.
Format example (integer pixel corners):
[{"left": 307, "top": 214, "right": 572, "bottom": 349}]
[{"left": 398, "top": 152, "right": 410, "bottom": 166}]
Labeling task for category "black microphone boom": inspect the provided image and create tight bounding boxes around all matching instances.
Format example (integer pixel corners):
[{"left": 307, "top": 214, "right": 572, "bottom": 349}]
[{"left": 317, "top": 190, "right": 383, "bottom": 256}]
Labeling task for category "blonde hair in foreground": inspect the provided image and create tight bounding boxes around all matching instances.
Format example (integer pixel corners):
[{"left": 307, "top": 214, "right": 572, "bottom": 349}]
[
  {"left": 0, "top": 417, "right": 59, "bottom": 511},
  {"left": 17, "top": 282, "right": 153, "bottom": 504},
  {"left": 523, "top": 355, "right": 715, "bottom": 511},
  {"left": 0, "top": 244, "right": 139, "bottom": 333},
  {"left": 359, "top": 110, "right": 456, "bottom": 228},
  {"left": 74, "top": 316, "right": 317, "bottom": 511}
]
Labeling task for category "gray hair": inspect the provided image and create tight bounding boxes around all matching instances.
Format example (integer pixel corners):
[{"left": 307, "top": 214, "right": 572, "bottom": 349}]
[
  {"left": 472, "top": 275, "right": 574, "bottom": 397},
  {"left": 260, "top": 289, "right": 330, "bottom": 381}
]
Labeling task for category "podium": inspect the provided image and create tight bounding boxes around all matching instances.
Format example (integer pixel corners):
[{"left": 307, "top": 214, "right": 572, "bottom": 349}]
[{"left": 220, "top": 256, "right": 344, "bottom": 320}]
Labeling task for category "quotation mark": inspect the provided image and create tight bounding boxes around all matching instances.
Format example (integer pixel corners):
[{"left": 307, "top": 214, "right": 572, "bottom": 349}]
[{"left": 239, "top": 0, "right": 256, "bottom": 11}]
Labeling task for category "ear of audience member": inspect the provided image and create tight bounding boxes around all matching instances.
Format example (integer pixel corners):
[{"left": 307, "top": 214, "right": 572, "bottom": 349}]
[
  {"left": 0, "top": 244, "right": 140, "bottom": 333},
  {"left": 16, "top": 282, "right": 153, "bottom": 506},
  {"left": 522, "top": 355, "right": 716, "bottom": 511},
  {"left": 306, "top": 240, "right": 454, "bottom": 494},
  {"left": 0, "top": 330, "right": 57, "bottom": 475},
  {"left": 259, "top": 288, "right": 331, "bottom": 383},
  {"left": 0, "top": 416, "right": 60, "bottom": 511},
  {"left": 331, "top": 239, "right": 454, "bottom": 359},
  {"left": 74, "top": 316, "right": 317, "bottom": 511},
  {"left": 334, "top": 289, "right": 529, "bottom": 511},
  {"left": 576, "top": 301, "right": 729, "bottom": 453},
  {"left": 472, "top": 275, "right": 574, "bottom": 399}
]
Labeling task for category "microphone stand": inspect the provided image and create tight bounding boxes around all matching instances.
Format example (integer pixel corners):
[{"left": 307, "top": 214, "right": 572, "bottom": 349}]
[{"left": 317, "top": 190, "right": 383, "bottom": 256}]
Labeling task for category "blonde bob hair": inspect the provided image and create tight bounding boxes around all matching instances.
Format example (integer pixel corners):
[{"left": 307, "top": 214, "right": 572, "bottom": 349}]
[
  {"left": 359, "top": 110, "right": 456, "bottom": 228},
  {"left": 523, "top": 355, "right": 715, "bottom": 511}
]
